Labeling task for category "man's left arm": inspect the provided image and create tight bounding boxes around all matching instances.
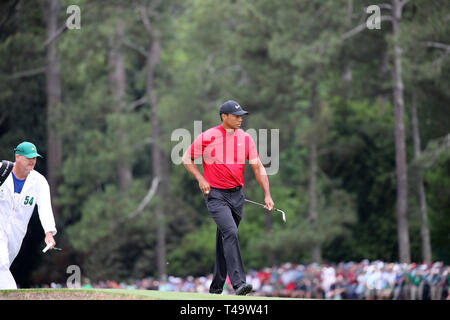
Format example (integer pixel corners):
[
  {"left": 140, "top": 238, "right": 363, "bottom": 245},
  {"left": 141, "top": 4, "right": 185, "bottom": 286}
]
[
  {"left": 250, "top": 158, "right": 274, "bottom": 211},
  {"left": 37, "top": 178, "right": 57, "bottom": 249}
]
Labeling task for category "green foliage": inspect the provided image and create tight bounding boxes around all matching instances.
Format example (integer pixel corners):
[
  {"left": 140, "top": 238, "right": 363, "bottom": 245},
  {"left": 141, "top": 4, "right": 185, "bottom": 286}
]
[
  {"left": 1, "top": 0, "right": 449, "bottom": 285},
  {"left": 66, "top": 180, "right": 147, "bottom": 251},
  {"left": 167, "top": 220, "right": 216, "bottom": 277},
  {"left": 425, "top": 153, "right": 450, "bottom": 263}
]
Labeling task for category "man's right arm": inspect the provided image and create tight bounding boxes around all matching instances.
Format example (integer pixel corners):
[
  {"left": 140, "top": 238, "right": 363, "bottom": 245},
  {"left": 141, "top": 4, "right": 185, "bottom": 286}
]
[{"left": 182, "top": 151, "right": 210, "bottom": 195}]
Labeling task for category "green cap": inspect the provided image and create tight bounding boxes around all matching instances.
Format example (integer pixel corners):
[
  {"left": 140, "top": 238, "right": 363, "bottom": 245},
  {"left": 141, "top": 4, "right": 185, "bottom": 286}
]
[{"left": 14, "top": 141, "right": 43, "bottom": 159}]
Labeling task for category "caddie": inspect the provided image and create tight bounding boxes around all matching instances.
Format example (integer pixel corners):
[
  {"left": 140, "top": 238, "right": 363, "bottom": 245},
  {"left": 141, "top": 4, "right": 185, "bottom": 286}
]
[{"left": 0, "top": 141, "right": 57, "bottom": 289}]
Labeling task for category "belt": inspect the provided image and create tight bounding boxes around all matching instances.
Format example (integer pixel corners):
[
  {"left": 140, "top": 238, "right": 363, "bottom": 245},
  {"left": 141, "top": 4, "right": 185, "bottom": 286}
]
[{"left": 211, "top": 186, "right": 242, "bottom": 192}]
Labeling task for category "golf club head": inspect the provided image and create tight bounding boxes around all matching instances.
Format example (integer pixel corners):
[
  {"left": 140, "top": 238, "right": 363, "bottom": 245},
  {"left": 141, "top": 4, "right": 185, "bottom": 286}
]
[
  {"left": 244, "top": 198, "right": 286, "bottom": 223},
  {"left": 276, "top": 209, "right": 286, "bottom": 223},
  {"left": 42, "top": 243, "right": 62, "bottom": 253}
]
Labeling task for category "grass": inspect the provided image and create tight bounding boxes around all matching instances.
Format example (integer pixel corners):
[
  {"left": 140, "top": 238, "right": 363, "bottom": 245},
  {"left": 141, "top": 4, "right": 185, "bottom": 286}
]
[
  {"left": 94, "top": 289, "right": 296, "bottom": 300},
  {"left": 0, "top": 288, "right": 298, "bottom": 300}
]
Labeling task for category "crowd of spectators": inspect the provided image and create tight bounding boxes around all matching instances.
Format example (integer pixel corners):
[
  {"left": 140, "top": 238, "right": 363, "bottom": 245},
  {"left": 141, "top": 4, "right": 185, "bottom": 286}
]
[{"left": 45, "top": 260, "right": 450, "bottom": 300}]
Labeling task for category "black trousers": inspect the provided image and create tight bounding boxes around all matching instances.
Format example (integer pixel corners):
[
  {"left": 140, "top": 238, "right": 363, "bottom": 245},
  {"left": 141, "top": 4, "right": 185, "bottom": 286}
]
[{"left": 204, "top": 187, "right": 246, "bottom": 293}]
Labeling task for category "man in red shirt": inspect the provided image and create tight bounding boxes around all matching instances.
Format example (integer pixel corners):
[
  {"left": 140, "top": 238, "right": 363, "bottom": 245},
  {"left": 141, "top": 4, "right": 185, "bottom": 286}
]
[{"left": 182, "top": 100, "right": 274, "bottom": 295}]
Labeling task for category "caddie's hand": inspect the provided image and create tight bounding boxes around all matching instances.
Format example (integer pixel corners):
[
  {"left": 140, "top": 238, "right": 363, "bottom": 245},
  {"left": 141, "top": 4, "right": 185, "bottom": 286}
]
[
  {"left": 264, "top": 195, "right": 274, "bottom": 211},
  {"left": 198, "top": 176, "right": 211, "bottom": 196},
  {"left": 44, "top": 232, "right": 56, "bottom": 250}
]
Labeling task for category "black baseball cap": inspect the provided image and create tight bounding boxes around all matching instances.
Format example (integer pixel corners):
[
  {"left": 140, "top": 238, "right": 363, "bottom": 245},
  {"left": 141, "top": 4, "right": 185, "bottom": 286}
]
[{"left": 219, "top": 100, "right": 249, "bottom": 116}]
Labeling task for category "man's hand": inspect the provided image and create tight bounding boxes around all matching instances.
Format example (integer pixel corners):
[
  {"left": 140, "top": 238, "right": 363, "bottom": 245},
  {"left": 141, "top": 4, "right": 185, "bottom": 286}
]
[
  {"left": 198, "top": 176, "right": 211, "bottom": 196},
  {"left": 182, "top": 151, "right": 211, "bottom": 196},
  {"left": 264, "top": 195, "right": 274, "bottom": 211},
  {"left": 44, "top": 232, "right": 56, "bottom": 250}
]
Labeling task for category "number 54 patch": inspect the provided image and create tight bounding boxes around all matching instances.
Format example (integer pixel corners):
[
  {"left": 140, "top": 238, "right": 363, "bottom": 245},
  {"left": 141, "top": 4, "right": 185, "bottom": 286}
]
[{"left": 24, "top": 196, "right": 34, "bottom": 205}]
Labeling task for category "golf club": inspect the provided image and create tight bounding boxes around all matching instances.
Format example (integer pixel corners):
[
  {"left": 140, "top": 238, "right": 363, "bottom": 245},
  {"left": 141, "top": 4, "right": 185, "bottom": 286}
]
[
  {"left": 42, "top": 243, "right": 62, "bottom": 253},
  {"left": 244, "top": 198, "right": 286, "bottom": 223}
]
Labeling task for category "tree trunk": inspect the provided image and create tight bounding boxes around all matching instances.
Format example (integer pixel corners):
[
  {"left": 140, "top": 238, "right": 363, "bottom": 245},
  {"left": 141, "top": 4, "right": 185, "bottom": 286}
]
[
  {"left": 392, "top": 0, "right": 410, "bottom": 263},
  {"left": 410, "top": 93, "right": 432, "bottom": 263},
  {"left": 308, "top": 81, "right": 321, "bottom": 263},
  {"left": 108, "top": 17, "right": 132, "bottom": 192},
  {"left": 44, "top": 0, "right": 62, "bottom": 212},
  {"left": 341, "top": 0, "right": 353, "bottom": 87},
  {"left": 378, "top": 49, "right": 390, "bottom": 110},
  {"left": 146, "top": 28, "right": 167, "bottom": 278},
  {"left": 308, "top": 141, "right": 321, "bottom": 263}
]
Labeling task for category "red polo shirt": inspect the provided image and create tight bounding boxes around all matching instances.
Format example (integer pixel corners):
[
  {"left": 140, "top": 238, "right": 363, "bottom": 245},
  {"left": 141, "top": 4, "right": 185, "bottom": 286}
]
[{"left": 187, "top": 125, "right": 258, "bottom": 189}]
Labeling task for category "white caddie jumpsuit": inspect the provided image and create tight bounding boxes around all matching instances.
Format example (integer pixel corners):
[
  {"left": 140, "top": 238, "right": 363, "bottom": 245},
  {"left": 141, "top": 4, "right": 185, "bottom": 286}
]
[{"left": 0, "top": 168, "right": 57, "bottom": 289}]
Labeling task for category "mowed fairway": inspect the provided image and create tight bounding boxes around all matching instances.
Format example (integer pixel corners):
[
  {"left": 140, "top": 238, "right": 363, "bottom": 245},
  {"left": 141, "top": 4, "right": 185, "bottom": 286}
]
[{"left": 0, "top": 289, "right": 298, "bottom": 300}]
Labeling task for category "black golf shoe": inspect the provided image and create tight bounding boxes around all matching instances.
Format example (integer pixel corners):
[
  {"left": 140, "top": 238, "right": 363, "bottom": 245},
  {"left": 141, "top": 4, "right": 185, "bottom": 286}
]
[{"left": 235, "top": 283, "right": 253, "bottom": 296}]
